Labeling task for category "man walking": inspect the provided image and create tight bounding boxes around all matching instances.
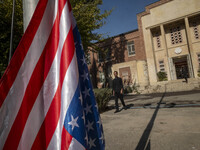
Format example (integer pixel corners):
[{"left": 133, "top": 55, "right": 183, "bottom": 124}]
[
  {"left": 181, "top": 66, "right": 188, "bottom": 83},
  {"left": 112, "top": 71, "right": 127, "bottom": 113}
]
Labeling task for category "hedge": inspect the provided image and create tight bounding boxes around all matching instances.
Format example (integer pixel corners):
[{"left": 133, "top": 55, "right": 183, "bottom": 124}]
[{"left": 93, "top": 88, "right": 112, "bottom": 112}]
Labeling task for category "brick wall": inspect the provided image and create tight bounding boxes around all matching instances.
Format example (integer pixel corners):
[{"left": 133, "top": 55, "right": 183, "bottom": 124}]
[{"left": 93, "top": 29, "right": 146, "bottom": 65}]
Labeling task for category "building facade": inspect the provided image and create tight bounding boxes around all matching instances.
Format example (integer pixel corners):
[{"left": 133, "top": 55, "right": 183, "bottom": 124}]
[
  {"left": 139, "top": 0, "right": 200, "bottom": 85},
  {"left": 88, "top": 0, "right": 200, "bottom": 89},
  {"left": 88, "top": 30, "right": 148, "bottom": 88}
]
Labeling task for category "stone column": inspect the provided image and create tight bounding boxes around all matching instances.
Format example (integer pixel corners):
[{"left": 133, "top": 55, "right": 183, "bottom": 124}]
[
  {"left": 160, "top": 24, "right": 172, "bottom": 80},
  {"left": 145, "top": 29, "right": 158, "bottom": 84},
  {"left": 184, "top": 17, "right": 195, "bottom": 78},
  {"left": 23, "top": 0, "right": 39, "bottom": 32}
]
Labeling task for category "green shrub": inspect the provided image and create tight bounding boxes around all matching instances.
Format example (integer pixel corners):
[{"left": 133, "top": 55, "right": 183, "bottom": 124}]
[
  {"left": 132, "top": 84, "right": 140, "bottom": 94},
  {"left": 124, "top": 86, "right": 133, "bottom": 94},
  {"left": 198, "top": 68, "right": 200, "bottom": 77},
  {"left": 157, "top": 71, "right": 168, "bottom": 81},
  {"left": 93, "top": 88, "right": 112, "bottom": 112}
]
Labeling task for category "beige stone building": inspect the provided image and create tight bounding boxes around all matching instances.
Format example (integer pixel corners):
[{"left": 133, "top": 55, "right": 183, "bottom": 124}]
[{"left": 139, "top": 0, "right": 200, "bottom": 85}]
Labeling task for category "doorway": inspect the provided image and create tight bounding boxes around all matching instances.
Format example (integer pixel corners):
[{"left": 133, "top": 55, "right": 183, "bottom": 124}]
[
  {"left": 119, "top": 67, "right": 132, "bottom": 86},
  {"left": 173, "top": 56, "right": 189, "bottom": 79}
]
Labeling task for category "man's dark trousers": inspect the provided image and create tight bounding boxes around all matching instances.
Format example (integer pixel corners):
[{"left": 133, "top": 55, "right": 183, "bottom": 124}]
[{"left": 114, "top": 92, "right": 125, "bottom": 110}]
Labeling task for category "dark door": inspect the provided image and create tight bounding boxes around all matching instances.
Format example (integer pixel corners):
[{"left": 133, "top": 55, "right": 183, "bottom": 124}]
[{"left": 175, "top": 61, "right": 189, "bottom": 79}]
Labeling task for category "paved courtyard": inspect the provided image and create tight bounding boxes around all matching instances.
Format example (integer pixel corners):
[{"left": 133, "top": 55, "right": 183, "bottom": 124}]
[{"left": 100, "top": 90, "right": 200, "bottom": 150}]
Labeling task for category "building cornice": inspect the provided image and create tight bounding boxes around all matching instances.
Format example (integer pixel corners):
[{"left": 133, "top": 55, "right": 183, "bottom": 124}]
[{"left": 137, "top": 0, "right": 173, "bottom": 18}]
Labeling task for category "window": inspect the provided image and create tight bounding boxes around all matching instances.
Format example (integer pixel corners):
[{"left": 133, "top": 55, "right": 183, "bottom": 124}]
[
  {"left": 127, "top": 41, "right": 135, "bottom": 56},
  {"left": 170, "top": 26, "right": 182, "bottom": 45},
  {"left": 98, "top": 51, "right": 103, "bottom": 62},
  {"left": 193, "top": 22, "right": 199, "bottom": 39},
  {"left": 155, "top": 32, "right": 161, "bottom": 48},
  {"left": 198, "top": 54, "right": 200, "bottom": 67},
  {"left": 106, "top": 49, "right": 111, "bottom": 61},
  {"left": 98, "top": 49, "right": 111, "bottom": 62},
  {"left": 159, "top": 60, "right": 165, "bottom": 72},
  {"left": 85, "top": 53, "right": 91, "bottom": 64}
]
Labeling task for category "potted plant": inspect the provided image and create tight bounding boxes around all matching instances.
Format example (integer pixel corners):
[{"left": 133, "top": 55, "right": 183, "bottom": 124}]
[{"left": 157, "top": 71, "right": 168, "bottom": 81}]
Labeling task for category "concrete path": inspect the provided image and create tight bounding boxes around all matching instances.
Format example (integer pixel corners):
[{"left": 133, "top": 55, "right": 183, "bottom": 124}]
[{"left": 100, "top": 90, "right": 200, "bottom": 150}]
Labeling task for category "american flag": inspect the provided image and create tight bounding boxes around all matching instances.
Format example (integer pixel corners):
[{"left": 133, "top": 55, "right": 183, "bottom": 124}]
[{"left": 0, "top": 0, "right": 105, "bottom": 149}]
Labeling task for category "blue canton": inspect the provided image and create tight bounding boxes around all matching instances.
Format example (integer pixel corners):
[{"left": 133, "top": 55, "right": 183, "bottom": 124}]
[{"left": 63, "top": 25, "right": 105, "bottom": 150}]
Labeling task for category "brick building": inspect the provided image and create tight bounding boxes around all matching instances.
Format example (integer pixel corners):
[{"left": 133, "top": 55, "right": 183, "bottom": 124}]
[{"left": 88, "top": 29, "right": 148, "bottom": 88}]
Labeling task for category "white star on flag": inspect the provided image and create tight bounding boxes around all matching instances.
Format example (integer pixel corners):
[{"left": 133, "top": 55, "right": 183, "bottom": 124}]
[
  {"left": 85, "top": 132, "right": 89, "bottom": 145},
  {"left": 99, "top": 132, "right": 104, "bottom": 144},
  {"left": 68, "top": 115, "right": 79, "bottom": 131},
  {"left": 80, "top": 43, "right": 84, "bottom": 50},
  {"left": 84, "top": 103, "right": 92, "bottom": 115},
  {"left": 82, "top": 87, "right": 90, "bottom": 98},
  {"left": 95, "top": 104, "right": 98, "bottom": 110},
  {"left": 80, "top": 56, "right": 86, "bottom": 66},
  {"left": 82, "top": 111, "right": 86, "bottom": 124},
  {"left": 89, "top": 138, "right": 96, "bottom": 148},
  {"left": 81, "top": 71, "right": 89, "bottom": 81},
  {"left": 86, "top": 120, "right": 94, "bottom": 132},
  {"left": 97, "top": 118, "right": 102, "bottom": 128},
  {"left": 79, "top": 93, "right": 83, "bottom": 105}
]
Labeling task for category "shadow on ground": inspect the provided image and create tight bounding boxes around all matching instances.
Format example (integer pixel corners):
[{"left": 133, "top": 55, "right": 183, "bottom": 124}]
[
  {"left": 124, "top": 90, "right": 200, "bottom": 100},
  {"left": 105, "top": 103, "right": 134, "bottom": 112},
  {"left": 135, "top": 91, "right": 165, "bottom": 150}
]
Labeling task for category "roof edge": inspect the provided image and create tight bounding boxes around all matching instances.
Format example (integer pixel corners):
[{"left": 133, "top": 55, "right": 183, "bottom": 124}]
[{"left": 137, "top": 0, "right": 173, "bottom": 17}]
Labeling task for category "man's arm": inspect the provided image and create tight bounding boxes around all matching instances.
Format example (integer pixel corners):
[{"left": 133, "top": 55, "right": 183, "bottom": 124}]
[
  {"left": 120, "top": 78, "right": 123, "bottom": 94},
  {"left": 112, "top": 79, "right": 115, "bottom": 96}
]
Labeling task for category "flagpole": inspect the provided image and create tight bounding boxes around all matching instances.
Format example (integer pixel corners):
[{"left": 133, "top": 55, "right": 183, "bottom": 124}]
[
  {"left": 8, "top": 0, "right": 16, "bottom": 64},
  {"left": 8, "top": 0, "right": 39, "bottom": 64}
]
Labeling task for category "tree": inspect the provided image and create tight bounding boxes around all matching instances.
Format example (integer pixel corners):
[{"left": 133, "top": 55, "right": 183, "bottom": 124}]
[
  {"left": 0, "top": 0, "right": 111, "bottom": 76},
  {"left": 70, "top": 0, "right": 112, "bottom": 53},
  {"left": 0, "top": 0, "right": 23, "bottom": 76},
  {"left": 70, "top": 0, "right": 112, "bottom": 88}
]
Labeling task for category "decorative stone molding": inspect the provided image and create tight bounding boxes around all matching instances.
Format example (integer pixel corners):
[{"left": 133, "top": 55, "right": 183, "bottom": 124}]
[{"left": 174, "top": 47, "right": 182, "bottom": 54}]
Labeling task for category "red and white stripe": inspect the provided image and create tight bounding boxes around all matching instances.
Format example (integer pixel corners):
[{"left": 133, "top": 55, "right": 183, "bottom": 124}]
[
  {"left": 0, "top": 0, "right": 80, "bottom": 149},
  {"left": 61, "top": 128, "right": 86, "bottom": 150}
]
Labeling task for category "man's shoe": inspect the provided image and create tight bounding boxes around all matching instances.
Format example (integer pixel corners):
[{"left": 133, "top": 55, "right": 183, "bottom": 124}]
[
  {"left": 114, "top": 110, "right": 120, "bottom": 113},
  {"left": 123, "top": 106, "right": 127, "bottom": 110}
]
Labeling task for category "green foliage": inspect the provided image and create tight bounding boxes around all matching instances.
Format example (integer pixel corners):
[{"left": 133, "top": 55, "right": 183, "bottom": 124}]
[
  {"left": 157, "top": 71, "right": 168, "bottom": 81},
  {"left": 70, "top": 0, "right": 112, "bottom": 53},
  {"left": 0, "top": 0, "right": 111, "bottom": 77},
  {"left": 198, "top": 68, "right": 200, "bottom": 77},
  {"left": 132, "top": 84, "right": 140, "bottom": 94},
  {"left": 93, "top": 88, "right": 112, "bottom": 112},
  {"left": 0, "top": 0, "right": 23, "bottom": 76},
  {"left": 124, "top": 86, "right": 132, "bottom": 94}
]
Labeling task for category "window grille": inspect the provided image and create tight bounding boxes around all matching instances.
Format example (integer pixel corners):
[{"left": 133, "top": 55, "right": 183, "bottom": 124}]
[
  {"left": 193, "top": 22, "right": 199, "bottom": 39},
  {"left": 159, "top": 60, "right": 165, "bottom": 72},
  {"left": 198, "top": 54, "right": 200, "bottom": 67},
  {"left": 155, "top": 32, "right": 161, "bottom": 48},
  {"left": 170, "top": 26, "right": 182, "bottom": 45}
]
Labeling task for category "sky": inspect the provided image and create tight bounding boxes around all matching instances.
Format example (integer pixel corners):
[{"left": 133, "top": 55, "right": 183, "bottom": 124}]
[{"left": 94, "top": 0, "right": 159, "bottom": 38}]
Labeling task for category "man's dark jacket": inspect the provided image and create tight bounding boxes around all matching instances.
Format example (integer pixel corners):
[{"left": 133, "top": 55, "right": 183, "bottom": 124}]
[{"left": 112, "top": 77, "right": 123, "bottom": 92}]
